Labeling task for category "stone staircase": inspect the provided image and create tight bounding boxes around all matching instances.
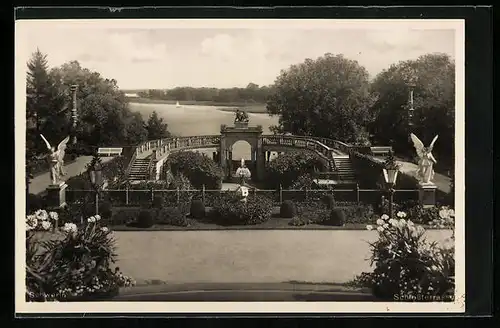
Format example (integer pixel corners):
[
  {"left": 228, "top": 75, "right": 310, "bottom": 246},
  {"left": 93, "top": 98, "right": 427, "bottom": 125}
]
[
  {"left": 332, "top": 156, "right": 357, "bottom": 182},
  {"left": 128, "top": 158, "right": 151, "bottom": 181}
]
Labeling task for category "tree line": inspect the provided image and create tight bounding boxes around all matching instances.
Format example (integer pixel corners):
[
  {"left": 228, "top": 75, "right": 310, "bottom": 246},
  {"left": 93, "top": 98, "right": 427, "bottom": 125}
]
[
  {"left": 267, "top": 53, "right": 455, "bottom": 173},
  {"left": 25, "top": 49, "right": 170, "bottom": 180},
  {"left": 135, "top": 83, "right": 274, "bottom": 104}
]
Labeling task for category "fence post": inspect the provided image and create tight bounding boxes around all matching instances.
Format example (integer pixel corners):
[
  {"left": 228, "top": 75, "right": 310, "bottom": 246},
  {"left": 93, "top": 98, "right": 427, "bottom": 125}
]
[
  {"left": 176, "top": 187, "right": 180, "bottom": 205},
  {"left": 95, "top": 191, "right": 99, "bottom": 216},
  {"left": 305, "top": 187, "right": 309, "bottom": 201},
  {"left": 279, "top": 184, "right": 283, "bottom": 203},
  {"left": 202, "top": 185, "right": 206, "bottom": 204},
  {"left": 151, "top": 188, "right": 154, "bottom": 203},
  {"left": 125, "top": 185, "right": 129, "bottom": 205},
  {"left": 354, "top": 183, "right": 359, "bottom": 205}
]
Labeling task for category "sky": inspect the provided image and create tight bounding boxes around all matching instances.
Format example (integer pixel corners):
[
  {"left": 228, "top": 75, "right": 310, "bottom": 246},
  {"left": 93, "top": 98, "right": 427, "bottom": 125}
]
[{"left": 16, "top": 20, "right": 458, "bottom": 90}]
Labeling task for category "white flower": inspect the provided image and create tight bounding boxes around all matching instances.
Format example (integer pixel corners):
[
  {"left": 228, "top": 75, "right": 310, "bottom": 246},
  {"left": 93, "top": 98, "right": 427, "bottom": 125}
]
[
  {"left": 41, "top": 221, "right": 52, "bottom": 231},
  {"left": 49, "top": 211, "right": 59, "bottom": 221},
  {"left": 439, "top": 207, "right": 455, "bottom": 220},
  {"left": 381, "top": 214, "right": 389, "bottom": 220},
  {"left": 101, "top": 227, "right": 109, "bottom": 232},
  {"left": 87, "top": 216, "right": 96, "bottom": 223},
  {"left": 383, "top": 223, "right": 389, "bottom": 229},
  {"left": 366, "top": 225, "right": 373, "bottom": 231},
  {"left": 397, "top": 211, "right": 407, "bottom": 218},
  {"left": 399, "top": 219, "right": 407, "bottom": 226},
  {"left": 431, "top": 265, "right": 438, "bottom": 271},
  {"left": 35, "top": 209, "right": 49, "bottom": 221},
  {"left": 26, "top": 215, "right": 38, "bottom": 230},
  {"left": 377, "top": 226, "right": 384, "bottom": 232},
  {"left": 407, "top": 220, "right": 414, "bottom": 227},
  {"left": 388, "top": 218, "right": 398, "bottom": 227},
  {"left": 376, "top": 219, "right": 384, "bottom": 226},
  {"left": 94, "top": 214, "right": 101, "bottom": 221},
  {"left": 63, "top": 223, "right": 77, "bottom": 234},
  {"left": 439, "top": 208, "right": 449, "bottom": 219}
]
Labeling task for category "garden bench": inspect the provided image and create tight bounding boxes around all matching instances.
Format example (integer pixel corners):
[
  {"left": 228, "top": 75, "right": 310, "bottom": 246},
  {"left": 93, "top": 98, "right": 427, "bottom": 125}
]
[
  {"left": 97, "top": 147, "right": 123, "bottom": 157},
  {"left": 370, "top": 146, "right": 393, "bottom": 157}
]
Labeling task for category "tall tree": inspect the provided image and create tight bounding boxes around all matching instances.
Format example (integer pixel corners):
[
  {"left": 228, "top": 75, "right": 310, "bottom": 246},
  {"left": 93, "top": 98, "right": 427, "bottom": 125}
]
[
  {"left": 369, "top": 53, "right": 455, "bottom": 169},
  {"left": 26, "top": 48, "right": 69, "bottom": 153},
  {"left": 266, "top": 53, "right": 375, "bottom": 144},
  {"left": 146, "top": 111, "right": 170, "bottom": 140},
  {"left": 49, "top": 60, "right": 148, "bottom": 147}
]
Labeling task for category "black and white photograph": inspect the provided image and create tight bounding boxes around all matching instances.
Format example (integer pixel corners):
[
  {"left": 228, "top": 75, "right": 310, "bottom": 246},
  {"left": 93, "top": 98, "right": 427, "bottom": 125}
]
[{"left": 15, "top": 18, "right": 465, "bottom": 313}]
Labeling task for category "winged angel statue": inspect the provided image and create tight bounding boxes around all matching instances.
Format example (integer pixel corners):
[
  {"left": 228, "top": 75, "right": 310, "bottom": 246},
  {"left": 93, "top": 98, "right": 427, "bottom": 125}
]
[
  {"left": 40, "top": 135, "right": 70, "bottom": 185},
  {"left": 410, "top": 133, "right": 438, "bottom": 184}
]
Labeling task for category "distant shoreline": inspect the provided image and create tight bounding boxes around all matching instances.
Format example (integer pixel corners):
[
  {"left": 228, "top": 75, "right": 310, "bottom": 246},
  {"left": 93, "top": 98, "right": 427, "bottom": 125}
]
[{"left": 128, "top": 97, "right": 268, "bottom": 113}]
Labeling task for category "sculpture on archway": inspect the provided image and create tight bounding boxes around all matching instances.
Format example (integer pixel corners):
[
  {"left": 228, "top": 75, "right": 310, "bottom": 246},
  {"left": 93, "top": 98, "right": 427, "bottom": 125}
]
[{"left": 235, "top": 109, "right": 249, "bottom": 123}]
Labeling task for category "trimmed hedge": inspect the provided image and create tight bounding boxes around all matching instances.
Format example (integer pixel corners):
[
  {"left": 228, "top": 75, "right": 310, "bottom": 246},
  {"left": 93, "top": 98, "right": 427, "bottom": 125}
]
[
  {"left": 296, "top": 201, "right": 376, "bottom": 225},
  {"left": 190, "top": 200, "right": 206, "bottom": 219},
  {"left": 156, "top": 207, "right": 189, "bottom": 227},
  {"left": 280, "top": 200, "right": 297, "bottom": 218},
  {"left": 136, "top": 210, "right": 154, "bottom": 228},
  {"left": 329, "top": 208, "right": 346, "bottom": 226}
]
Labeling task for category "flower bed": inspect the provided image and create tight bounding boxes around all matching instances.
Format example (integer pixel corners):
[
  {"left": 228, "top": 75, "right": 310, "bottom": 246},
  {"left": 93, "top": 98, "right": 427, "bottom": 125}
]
[
  {"left": 25, "top": 210, "right": 135, "bottom": 302},
  {"left": 348, "top": 206, "right": 455, "bottom": 301}
]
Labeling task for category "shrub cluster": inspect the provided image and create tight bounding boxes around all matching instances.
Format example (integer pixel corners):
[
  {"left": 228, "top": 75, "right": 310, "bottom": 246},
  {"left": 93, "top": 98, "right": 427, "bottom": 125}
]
[
  {"left": 167, "top": 151, "right": 224, "bottom": 189},
  {"left": 295, "top": 201, "right": 376, "bottom": 226},
  {"left": 26, "top": 193, "right": 45, "bottom": 214},
  {"left": 211, "top": 193, "right": 273, "bottom": 225}
]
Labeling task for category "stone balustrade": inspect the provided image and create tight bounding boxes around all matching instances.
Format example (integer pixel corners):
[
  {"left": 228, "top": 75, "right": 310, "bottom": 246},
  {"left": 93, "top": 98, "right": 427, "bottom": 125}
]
[
  {"left": 260, "top": 135, "right": 340, "bottom": 169},
  {"left": 131, "top": 134, "right": 353, "bottom": 180}
]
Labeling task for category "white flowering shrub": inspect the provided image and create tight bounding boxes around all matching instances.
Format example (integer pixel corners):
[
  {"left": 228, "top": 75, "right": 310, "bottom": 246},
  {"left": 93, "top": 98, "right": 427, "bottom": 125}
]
[
  {"left": 353, "top": 207, "right": 455, "bottom": 301},
  {"left": 26, "top": 210, "right": 59, "bottom": 232},
  {"left": 26, "top": 211, "right": 135, "bottom": 302}
]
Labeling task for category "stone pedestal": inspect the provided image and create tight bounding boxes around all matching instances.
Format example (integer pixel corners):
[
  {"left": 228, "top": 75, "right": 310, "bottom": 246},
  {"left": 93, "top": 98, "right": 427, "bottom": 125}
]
[
  {"left": 234, "top": 121, "right": 249, "bottom": 129},
  {"left": 418, "top": 182, "right": 437, "bottom": 208},
  {"left": 46, "top": 182, "right": 68, "bottom": 209}
]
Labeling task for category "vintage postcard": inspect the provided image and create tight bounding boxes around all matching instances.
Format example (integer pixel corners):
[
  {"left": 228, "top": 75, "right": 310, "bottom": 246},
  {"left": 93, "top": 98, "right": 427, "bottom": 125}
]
[{"left": 15, "top": 18, "right": 465, "bottom": 314}]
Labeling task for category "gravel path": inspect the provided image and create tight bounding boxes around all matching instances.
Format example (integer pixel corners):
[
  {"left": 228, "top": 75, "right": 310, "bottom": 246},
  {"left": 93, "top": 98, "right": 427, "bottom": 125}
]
[{"left": 28, "top": 156, "right": 114, "bottom": 195}]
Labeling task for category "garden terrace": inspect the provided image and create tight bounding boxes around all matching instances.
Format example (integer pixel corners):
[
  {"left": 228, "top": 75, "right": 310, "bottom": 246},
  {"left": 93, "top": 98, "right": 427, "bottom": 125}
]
[{"left": 124, "top": 132, "right": 355, "bottom": 183}]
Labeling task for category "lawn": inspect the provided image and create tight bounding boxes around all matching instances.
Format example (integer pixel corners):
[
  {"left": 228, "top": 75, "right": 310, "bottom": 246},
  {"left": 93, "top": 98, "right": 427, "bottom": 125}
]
[{"left": 112, "top": 229, "right": 453, "bottom": 285}]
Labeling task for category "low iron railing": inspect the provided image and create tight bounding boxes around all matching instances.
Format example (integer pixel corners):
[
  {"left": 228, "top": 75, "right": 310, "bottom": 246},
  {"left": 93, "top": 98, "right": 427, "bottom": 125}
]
[{"left": 66, "top": 187, "right": 419, "bottom": 208}]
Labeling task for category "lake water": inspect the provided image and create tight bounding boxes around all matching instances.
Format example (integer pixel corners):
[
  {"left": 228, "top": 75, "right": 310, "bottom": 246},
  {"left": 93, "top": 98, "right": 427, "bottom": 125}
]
[{"left": 130, "top": 102, "right": 279, "bottom": 160}]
